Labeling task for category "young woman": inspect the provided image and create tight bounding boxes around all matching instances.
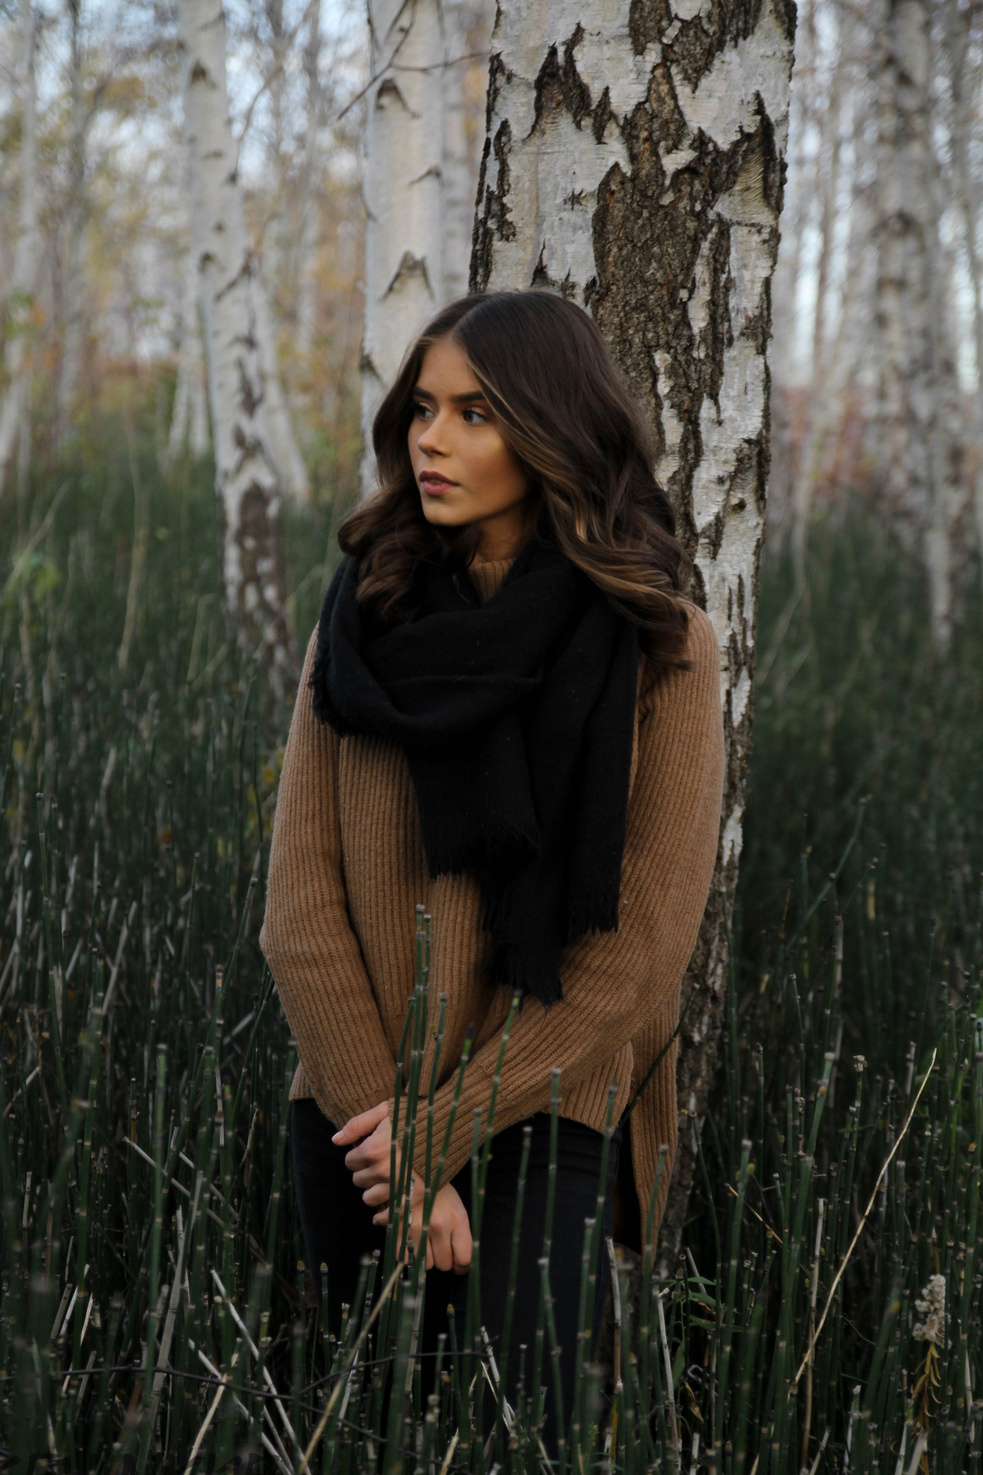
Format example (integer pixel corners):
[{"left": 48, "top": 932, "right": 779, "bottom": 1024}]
[{"left": 260, "top": 289, "right": 724, "bottom": 1438}]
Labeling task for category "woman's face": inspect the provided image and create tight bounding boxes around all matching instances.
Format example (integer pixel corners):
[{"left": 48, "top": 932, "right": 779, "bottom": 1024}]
[{"left": 407, "top": 336, "right": 532, "bottom": 560}]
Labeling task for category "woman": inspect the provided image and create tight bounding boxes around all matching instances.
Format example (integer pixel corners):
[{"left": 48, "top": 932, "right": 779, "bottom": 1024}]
[{"left": 260, "top": 290, "right": 724, "bottom": 1439}]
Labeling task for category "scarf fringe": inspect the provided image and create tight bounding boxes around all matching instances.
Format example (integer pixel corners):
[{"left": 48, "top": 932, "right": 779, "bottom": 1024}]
[
  {"left": 484, "top": 940, "right": 564, "bottom": 1008},
  {"left": 566, "top": 894, "right": 621, "bottom": 942}
]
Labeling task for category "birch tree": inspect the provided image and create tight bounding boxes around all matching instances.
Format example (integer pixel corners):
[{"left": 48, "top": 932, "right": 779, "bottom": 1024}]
[
  {"left": 471, "top": 0, "right": 795, "bottom": 1260},
  {"left": 166, "top": 247, "right": 210, "bottom": 464},
  {"left": 179, "top": 0, "right": 294, "bottom": 701},
  {"left": 790, "top": 0, "right": 856, "bottom": 572},
  {"left": 295, "top": 0, "right": 323, "bottom": 363},
  {"left": 361, "top": 0, "right": 445, "bottom": 491},
  {"left": 872, "top": 0, "right": 964, "bottom": 649},
  {"left": 0, "top": 0, "right": 39, "bottom": 496},
  {"left": 945, "top": 0, "right": 983, "bottom": 570},
  {"left": 57, "top": 0, "right": 87, "bottom": 432}
]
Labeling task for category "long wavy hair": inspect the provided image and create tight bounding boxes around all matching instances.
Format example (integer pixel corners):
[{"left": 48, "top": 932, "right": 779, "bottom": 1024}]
[{"left": 339, "top": 291, "right": 690, "bottom": 671}]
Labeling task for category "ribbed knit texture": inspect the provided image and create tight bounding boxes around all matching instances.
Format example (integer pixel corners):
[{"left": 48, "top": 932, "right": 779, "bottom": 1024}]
[{"left": 260, "top": 556, "right": 724, "bottom": 1244}]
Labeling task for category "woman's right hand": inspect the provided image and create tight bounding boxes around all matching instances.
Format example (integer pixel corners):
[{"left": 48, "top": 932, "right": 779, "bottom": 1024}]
[{"left": 381, "top": 1183, "right": 471, "bottom": 1273}]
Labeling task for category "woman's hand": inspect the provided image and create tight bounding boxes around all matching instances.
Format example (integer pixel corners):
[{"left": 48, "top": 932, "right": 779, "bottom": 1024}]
[
  {"left": 373, "top": 1183, "right": 473, "bottom": 1274},
  {"left": 333, "top": 1100, "right": 410, "bottom": 1208}
]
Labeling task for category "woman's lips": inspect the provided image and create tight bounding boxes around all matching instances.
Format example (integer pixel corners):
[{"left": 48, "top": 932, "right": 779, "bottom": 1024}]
[{"left": 420, "top": 473, "right": 457, "bottom": 496}]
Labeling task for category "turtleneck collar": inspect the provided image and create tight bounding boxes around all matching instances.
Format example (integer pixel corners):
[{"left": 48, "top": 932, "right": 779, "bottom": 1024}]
[{"left": 468, "top": 556, "right": 515, "bottom": 605}]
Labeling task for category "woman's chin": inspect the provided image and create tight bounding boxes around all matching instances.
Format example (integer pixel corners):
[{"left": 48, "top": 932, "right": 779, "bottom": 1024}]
[{"left": 420, "top": 499, "right": 469, "bottom": 528}]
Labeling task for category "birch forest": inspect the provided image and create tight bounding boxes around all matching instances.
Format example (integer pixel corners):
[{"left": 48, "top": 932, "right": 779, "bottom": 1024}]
[{"left": 2, "top": 0, "right": 983, "bottom": 1468}]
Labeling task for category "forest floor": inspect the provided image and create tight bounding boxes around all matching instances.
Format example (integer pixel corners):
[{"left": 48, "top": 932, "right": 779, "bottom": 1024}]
[{"left": 1, "top": 404, "right": 982, "bottom": 1471}]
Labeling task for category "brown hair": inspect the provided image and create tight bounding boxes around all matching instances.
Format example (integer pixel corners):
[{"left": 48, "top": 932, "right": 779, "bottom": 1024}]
[{"left": 339, "top": 291, "right": 690, "bottom": 671}]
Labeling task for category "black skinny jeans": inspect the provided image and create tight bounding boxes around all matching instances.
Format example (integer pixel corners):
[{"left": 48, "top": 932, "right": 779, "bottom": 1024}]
[{"left": 290, "top": 1098, "right": 620, "bottom": 1449}]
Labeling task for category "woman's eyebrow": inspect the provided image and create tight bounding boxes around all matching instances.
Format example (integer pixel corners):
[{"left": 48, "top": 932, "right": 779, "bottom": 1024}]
[{"left": 411, "top": 386, "right": 487, "bottom": 405}]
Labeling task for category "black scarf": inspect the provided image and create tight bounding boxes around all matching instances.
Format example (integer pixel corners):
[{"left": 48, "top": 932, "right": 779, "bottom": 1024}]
[{"left": 309, "top": 538, "right": 639, "bottom": 1005}]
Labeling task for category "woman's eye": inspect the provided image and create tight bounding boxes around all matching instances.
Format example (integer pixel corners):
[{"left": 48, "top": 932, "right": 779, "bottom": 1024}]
[
  {"left": 462, "top": 407, "right": 487, "bottom": 425},
  {"left": 412, "top": 402, "right": 432, "bottom": 420}
]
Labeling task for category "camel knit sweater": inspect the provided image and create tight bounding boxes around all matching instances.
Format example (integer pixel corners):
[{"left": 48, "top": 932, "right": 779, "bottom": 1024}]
[{"left": 260, "top": 558, "right": 725, "bottom": 1239}]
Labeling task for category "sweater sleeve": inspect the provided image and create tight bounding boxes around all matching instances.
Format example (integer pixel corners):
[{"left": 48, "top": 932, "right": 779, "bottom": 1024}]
[
  {"left": 260, "top": 629, "right": 397, "bottom": 1124},
  {"left": 413, "top": 605, "right": 725, "bottom": 1190}
]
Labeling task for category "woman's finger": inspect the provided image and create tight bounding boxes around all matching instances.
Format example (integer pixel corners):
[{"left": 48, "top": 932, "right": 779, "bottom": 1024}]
[
  {"left": 350, "top": 1161, "right": 388, "bottom": 1188},
  {"left": 361, "top": 1181, "right": 389, "bottom": 1207},
  {"left": 332, "top": 1101, "right": 390, "bottom": 1145},
  {"left": 344, "top": 1133, "right": 390, "bottom": 1173},
  {"left": 451, "top": 1218, "right": 472, "bottom": 1274},
  {"left": 430, "top": 1220, "right": 453, "bottom": 1273}
]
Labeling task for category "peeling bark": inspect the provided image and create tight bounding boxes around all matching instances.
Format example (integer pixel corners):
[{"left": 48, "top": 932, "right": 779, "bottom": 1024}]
[
  {"left": 179, "top": 0, "right": 294, "bottom": 702},
  {"left": 471, "top": 0, "right": 795, "bottom": 1268}
]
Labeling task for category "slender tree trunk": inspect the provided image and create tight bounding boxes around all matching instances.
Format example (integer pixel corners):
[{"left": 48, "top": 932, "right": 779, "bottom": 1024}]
[
  {"left": 767, "top": 0, "right": 815, "bottom": 548},
  {"left": 179, "top": 0, "right": 295, "bottom": 700},
  {"left": 873, "top": 0, "right": 962, "bottom": 647},
  {"left": 296, "top": 0, "right": 323, "bottom": 364},
  {"left": 167, "top": 254, "right": 210, "bottom": 463},
  {"left": 168, "top": 144, "right": 211, "bottom": 464},
  {"left": 0, "top": 0, "right": 39, "bottom": 497},
  {"left": 472, "top": 0, "right": 795, "bottom": 1268},
  {"left": 362, "top": 0, "right": 445, "bottom": 492},
  {"left": 253, "top": 269, "right": 312, "bottom": 500},
  {"left": 791, "top": 0, "right": 854, "bottom": 574},
  {"left": 57, "top": 0, "right": 87, "bottom": 434},
  {"left": 946, "top": 0, "right": 983, "bottom": 569},
  {"left": 440, "top": 0, "right": 486, "bottom": 302}
]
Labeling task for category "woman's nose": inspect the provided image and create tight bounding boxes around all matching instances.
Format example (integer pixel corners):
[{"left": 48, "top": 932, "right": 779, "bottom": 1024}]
[{"left": 417, "top": 412, "right": 447, "bottom": 454}]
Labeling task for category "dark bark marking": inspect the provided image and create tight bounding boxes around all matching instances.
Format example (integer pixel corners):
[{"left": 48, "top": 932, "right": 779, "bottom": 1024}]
[
  {"left": 375, "top": 76, "right": 409, "bottom": 113},
  {"left": 471, "top": 119, "right": 516, "bottom": 293},
  {"left": 628, "top": 0, "right": 672, "bottom": 56},
  {"left": 531, "top": 243, "right": 578, "bottom": 297},
  {"left": 485, "top": 52, "right": 507, "bottom": 130},
  {"left": 592, "top": 85, "right": 616, "bottom": 145},
  {"left": 531, "top": 28, "right": 593, "bottom": 137},
  {"left": 562, "top": 26, "right": 592, "bottom": 128}
]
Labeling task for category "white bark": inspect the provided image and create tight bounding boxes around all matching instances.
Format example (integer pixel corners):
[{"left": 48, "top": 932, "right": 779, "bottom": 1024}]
[
  {"left": 946, "top": 0, "right": 983, "bottom": 568},
  {"left": 296, "top": 0, "right": 323, "bottom": 363},
  {"left": 873, "top": 0, "right": 963, "bottom": 648},
  {"left": 253, "top": 267, "right": 311, "bottom": 501},
  {"left": 790, "top": 0, "right": 855, "bottom": 573},
  {"left": 440, "top": 0, "right": 487, "bottom": 301},
  {"left": 362, "top": 0, "right": 446, "bottom": 492},
  {"left": 57, "top": 0, "right": 86, "bottom": 430},
  {"left": 0, "top": 0, "right": 39, "bottom": 495},
  {"left": 472, "top": 0, "right": 795, "bottom": 1261},
  {"left": 167, "top": 244, "right": 210, "bottom": 463},
  {"left": 179, "top": 0, "right": 294, "bottom": 698}
]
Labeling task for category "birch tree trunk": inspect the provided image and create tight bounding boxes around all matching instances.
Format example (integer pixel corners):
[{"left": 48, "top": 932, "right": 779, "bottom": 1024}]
[
  {"left": 167, "top": 249, "right": 210, "bottom": 463},
  {"left": 179, "top": 0, "right": 294, "bottom": 701},
  {"left": 0, "top": 0, "right": 39, "bottom": 496},
  {"left": 362, "top": 0, "right": 446, "bottom": 492},
  {"left": 791, "top": 0, "right": 854, "bottom": 574},
  {"left": 57, "top": 0, "right": 87, "bottom": 432},
  {"left": 296, "top": 0, "right": 323, "bottom": 364},
  {"left": 946, "top": 0, "right": 983, "bottom": 568},
  {"left": 872, "top": 0, "right": 963, "bottom": 648},
  {"left": 440, "top": 0, "right": 489, "bottom": 301},
  {"left": 471, "top": 0, "right": 795, "bottom": 1265},
  {"left": 253, "top": 269, "right": 312, "bottom": 501}
]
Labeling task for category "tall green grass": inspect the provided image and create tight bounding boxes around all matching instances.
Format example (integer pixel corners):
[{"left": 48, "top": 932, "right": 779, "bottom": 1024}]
[{"left": 1, "top": 428, "right": 981, "bottom": 1472}]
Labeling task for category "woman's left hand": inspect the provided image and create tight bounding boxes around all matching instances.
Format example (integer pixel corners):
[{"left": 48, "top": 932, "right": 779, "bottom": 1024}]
[{"left": 334, "top": 1100, "right": 415, "bottom": 1209}]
